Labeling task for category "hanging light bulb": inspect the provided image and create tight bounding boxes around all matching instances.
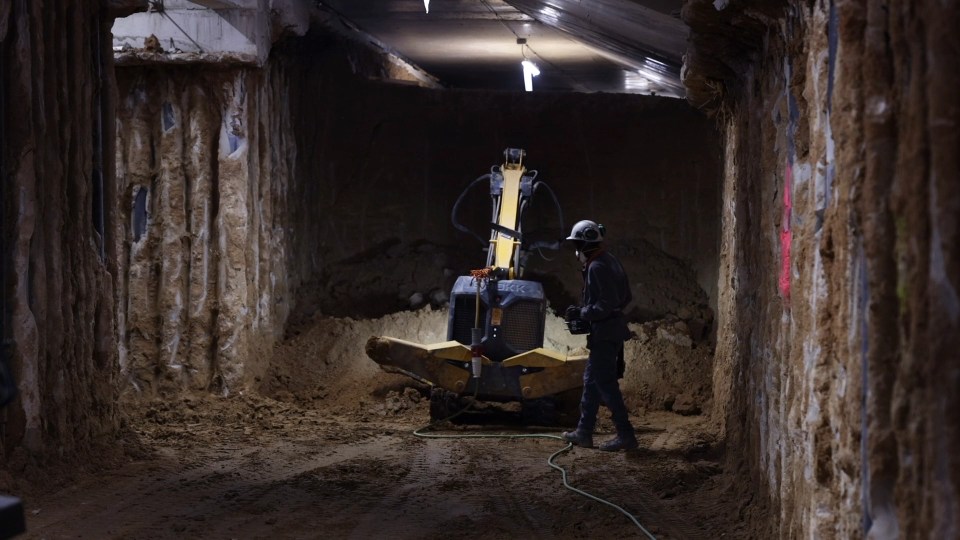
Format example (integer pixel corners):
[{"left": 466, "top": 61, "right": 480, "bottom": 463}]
[
  {"left": 521, "top": 60, "right": 540, "bottom": 92},
  {"left": 424, "top": 0, "right": 430, "bottom": 13}
]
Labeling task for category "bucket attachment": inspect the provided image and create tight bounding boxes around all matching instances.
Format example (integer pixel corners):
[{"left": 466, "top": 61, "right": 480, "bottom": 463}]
[{"left": 365, "top": 335, "right": 587, "bottom": 401}]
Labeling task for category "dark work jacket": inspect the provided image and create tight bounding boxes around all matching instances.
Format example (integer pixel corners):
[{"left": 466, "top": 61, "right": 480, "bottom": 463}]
[{"left": 579, "top": 250, "right": 632, "bottom": 342}]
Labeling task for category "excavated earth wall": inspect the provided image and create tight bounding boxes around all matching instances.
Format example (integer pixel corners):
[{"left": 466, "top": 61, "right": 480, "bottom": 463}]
[
  {"left": 685, "top": 0, "right": 960, "bottom": 537},
  {"left": 112, "top": 33, "right": 421, "bottom": 397},
  {"left": 115, "top": 66, "right": 287, "bottom": 396},
  {"left": 115, "top": 31, "right": 723, "bottom": 397},
  {"left": 0, "top": 0, "right": 136, "bottom": 460}
]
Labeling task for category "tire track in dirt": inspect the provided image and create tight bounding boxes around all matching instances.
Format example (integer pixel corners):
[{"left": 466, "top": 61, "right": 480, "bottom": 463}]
[
  {"left": 348, "top": 435, "right": 580, "bottom": 539},
  {"left": 23, "top": 434, "right": 399, "bottom": 539},
  {"left": 559, "top": 449, "right": 712, "bottom": 540},
  {"left": 481, "top": 439, "right": 563, "bottom": 539},
  {"left": 345, "top": 438, "right": 486, "bottom": 538},
  {"left": 620, "top": 482, "right": 706, "bottom": 539}
]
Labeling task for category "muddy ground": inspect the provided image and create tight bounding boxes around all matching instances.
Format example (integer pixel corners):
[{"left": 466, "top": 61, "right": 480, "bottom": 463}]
[{"left": 16, "top": 310, "right": 748, "bottom": 539}]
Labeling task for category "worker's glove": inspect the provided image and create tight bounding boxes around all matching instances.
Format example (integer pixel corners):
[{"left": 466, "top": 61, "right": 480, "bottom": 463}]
[{"left": 564, "top": 305, "right": 581, "bottom": 322}]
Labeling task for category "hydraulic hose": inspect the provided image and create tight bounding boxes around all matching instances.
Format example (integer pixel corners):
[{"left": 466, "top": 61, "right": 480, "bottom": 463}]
[
  {"left": 413, "top": 394, "right": 657, "bottom": 539},
  {"left": 451, "top": 173, "right": 492, "bottom": 247},
  {"left": 527, "top": 180, "right": 565, "bottom": 251}
]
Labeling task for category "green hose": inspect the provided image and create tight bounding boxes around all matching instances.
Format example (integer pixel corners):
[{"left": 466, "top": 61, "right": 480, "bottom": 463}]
[{"left": 413, "top": 394, "right": 657, "bottom": 539}]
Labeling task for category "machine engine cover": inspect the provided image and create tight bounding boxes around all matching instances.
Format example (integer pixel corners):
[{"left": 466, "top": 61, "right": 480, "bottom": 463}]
[{"left": 447, "top": 276, "right": 546, "bottom": 361}]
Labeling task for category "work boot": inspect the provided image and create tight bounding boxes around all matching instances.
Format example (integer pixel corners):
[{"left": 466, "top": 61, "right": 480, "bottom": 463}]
[
  {"left": 561, "top": 430, "right": 594, "bottom": 448},
  {"left": 599, "top": 434, "right": 639, "bottom": 452}
]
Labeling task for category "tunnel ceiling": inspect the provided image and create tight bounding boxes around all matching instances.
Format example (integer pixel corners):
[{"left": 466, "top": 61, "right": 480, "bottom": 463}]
[{"left": 317, "top": 0, "right": 688, "bottom": 97}]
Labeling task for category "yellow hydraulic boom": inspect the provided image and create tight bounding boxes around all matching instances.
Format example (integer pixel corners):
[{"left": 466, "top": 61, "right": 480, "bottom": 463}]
[{"left": 491, "top": 155, "right": 525, "bottom": 278}]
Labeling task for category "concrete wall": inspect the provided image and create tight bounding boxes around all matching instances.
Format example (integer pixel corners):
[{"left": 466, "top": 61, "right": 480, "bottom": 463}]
[
  {"left": 685, "top": 0, "right": 960, "bottom": 537},
  {"left": 111, "top": 0, "right": 309, "bottom": 65}
]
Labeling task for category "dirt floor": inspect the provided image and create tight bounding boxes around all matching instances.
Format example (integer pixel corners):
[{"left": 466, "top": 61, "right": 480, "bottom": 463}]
[{"left": 16, "top": 310, "right": 748, "bottom": 539}]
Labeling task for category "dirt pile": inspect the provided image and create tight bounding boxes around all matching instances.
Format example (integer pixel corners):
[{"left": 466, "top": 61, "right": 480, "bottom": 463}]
[
  {"left": 256, "top": 308, "right": 450, "bottom": 411},
  {"left": 624, "top": 318, "right": 714, "bottom": 417},
  {"left": 260, "top": 306, "right": 713, "bottom": 420},
  {"left": 299, "top": 239, "right": 477, "bottom": 320},
  {"left": 298, "top": 236, "right": 713, "bottom": 331},
  {"left": 615, "top": 240, "right": 712, "bottom": 323}
]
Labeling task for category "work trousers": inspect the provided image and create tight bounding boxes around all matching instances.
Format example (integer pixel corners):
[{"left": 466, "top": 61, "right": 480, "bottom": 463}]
[{"left": 577, "top": 338, "right": 634, "bottom": 436}]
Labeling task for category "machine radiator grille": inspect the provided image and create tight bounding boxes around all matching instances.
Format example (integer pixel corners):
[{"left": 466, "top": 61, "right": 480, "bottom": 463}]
[
  {"left": 501, "top": 301, "right": 543, "bottom": 352},
  {"left": 452, "top": 296, "right": 486, "bottom": 345}
]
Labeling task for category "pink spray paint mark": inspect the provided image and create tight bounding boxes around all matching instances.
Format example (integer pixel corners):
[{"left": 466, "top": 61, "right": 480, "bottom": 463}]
[{"left": 778, "top": 161, "right": 793, "bottom": 300}]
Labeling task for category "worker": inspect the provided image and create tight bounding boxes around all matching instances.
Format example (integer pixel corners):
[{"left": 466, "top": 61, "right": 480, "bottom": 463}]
[{"left": 561, "top": 220, "right": 638, "bottom": 451}]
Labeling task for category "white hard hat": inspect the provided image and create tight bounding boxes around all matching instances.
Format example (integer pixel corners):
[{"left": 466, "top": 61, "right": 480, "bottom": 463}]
[{"left": 566, "top": 220, "right": 605, "bottom": 243}]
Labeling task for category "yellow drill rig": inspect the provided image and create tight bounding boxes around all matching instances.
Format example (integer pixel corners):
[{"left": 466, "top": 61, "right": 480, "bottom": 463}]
[{"left": 365, "top": 148, "right": 586, "bottom": 425}]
